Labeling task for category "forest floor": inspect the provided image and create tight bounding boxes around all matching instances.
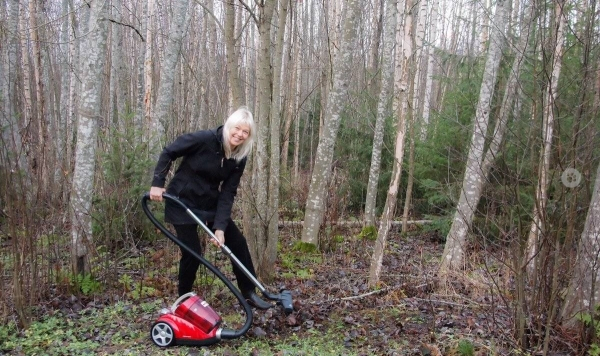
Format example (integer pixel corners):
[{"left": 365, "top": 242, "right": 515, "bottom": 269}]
[{"left": 1, "top": 225, "right": 582, "bottom": 355}]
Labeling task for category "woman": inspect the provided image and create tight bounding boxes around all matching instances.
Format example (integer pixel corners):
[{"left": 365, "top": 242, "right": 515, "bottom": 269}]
[{"left": 149, "top": 106, "right": 271, "bottom": 309}]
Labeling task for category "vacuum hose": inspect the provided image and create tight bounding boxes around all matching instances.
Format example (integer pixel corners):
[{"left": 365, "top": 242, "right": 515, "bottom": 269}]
[{"left": 141, "top": 193, "right": 253, "bottom": 339}]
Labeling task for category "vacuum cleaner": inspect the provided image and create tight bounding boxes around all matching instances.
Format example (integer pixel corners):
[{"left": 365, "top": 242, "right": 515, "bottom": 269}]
[{"left": 141, "top": 192, "right": 294, "bottom": 347}]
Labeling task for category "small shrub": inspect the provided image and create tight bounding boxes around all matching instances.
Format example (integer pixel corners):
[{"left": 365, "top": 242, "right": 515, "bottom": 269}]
[
  {"left": 577, "top": 305, "right": 600, "bottom": 356},
  {"left": 457, "top": 338, "right": 475, "bottom": 356},
  {"left": 292, "top": 241, "right": 317, "bottom": 253},
  {"left": 71, "top": 273, "right": 102, "bottom": 295},
  {"left": 358, "top": 225, "right": 377, "bottom": 241}
]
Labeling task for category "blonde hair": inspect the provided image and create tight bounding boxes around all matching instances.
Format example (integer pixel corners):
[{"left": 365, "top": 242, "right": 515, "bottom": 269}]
[{"left": 222, "top": 106, "right": 255, "bottom": 162}]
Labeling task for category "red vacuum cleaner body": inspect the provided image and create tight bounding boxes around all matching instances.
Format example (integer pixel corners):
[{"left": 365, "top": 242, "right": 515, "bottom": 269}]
[{"left": 151, "top": 292, "right": 223, "bottom": 347}]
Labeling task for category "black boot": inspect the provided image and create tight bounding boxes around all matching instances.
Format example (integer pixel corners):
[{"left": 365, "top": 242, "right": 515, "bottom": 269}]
[{"left": 242, "top": 291, "right": 272, "bottom": 310}]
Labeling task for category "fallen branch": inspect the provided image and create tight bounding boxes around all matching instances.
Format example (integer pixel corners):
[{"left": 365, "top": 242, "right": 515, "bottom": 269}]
[
  {"left": 309, "top": 285, "right": 400, "bottom": 305},
  {"left": 279, "top": 220, "right": 433, "bottom": 228}
]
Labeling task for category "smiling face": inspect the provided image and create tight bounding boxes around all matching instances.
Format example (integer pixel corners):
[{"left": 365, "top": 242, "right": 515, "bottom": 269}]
[{"left": 228, "top": 124, "right": 250, "bottom": 148}]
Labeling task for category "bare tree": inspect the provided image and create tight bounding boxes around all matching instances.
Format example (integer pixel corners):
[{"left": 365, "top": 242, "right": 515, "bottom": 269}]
[
  {"left": 420, "top": 0, "right": 440, "bottom": 140},
  {"left": 150, "top": 0, "right": 191, "bottom": 153},
  {"left": 301, "top": 0, "right": 362, "bottom": 246},
  {"left": 1, "top": 0, "right": 26, "bottom": 171},
  {"left": 242, "top": 0, "right": 289, "bottom": 276},
  {"left": 438, "top": 0, "right": 508, "bottom": 277},
  {"left": 225, "top": 0, "right": 243, "bottom": 108},
  {"left": 561, "top": 159, "right": 600, "bottom": 326},
  {"left": 401, "top": 0, "right": 429, "bottom": 234},
  {"left": 368, "top": 0, "right": 413, "bottom": 287},
  {"left": 266, "top": 0, "right": 290, "bottom": 267},
  {"left": 143, "top": 0, "right": 155, "bottom": 141},
  {"left": 70, "top": 0, "right": 110, "bottom": 274},
  {"left": 364, "top": 0, "right": 398, "bottom": 227},
  {"left": 526, "top": 0, "right": 567, "bottom": 273}
]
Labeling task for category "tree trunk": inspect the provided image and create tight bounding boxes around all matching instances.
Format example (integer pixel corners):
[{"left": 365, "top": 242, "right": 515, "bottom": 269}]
[
  {"left": 402, "top": 0, "right": 428, "bottom": 233},
  {"left": 368, "top": 0, "right": 413, "bottom": 287},
  {"left": 66, "top": 0, "right": 79, "bottom": 199},
  {"left": 1, "top": 0, "right": 26, "bottom": 171},
  {"left": 265, "top": 0, "right": 290, "bottom": 273},
  {"left": 70, "top": 0, "right": 109, "bottom": 275},
  {"left": 561, "top": 86, "right": 600, "bottom": 329},
  {"left": 364, "top": 0, "right": 398, "bottom": 227},
  {"left": 19, "top": 2, "right": 35, "bottom": 176},
  {"left": 301, "top": 0, "right": 362, "bottom": 246},
  {"left": 280, "top": 7, "right": 298, "bottom": 174},
  {"left": 526, "top": 0, "right": 566, "bottom": 274},
  {"left": 225, "top": 0, "right": 243, "bottom": 108},
  {"left": 249, "top": 0, "right": 277, "bottom": 277},
  {"left": 150, "top": 0, "right": 191, "bottom": 154},
  {"left": 29, "top": 0, "right": 49, "bottom": 202},
  {"left": 143, "top": 0, "right": 155, "bottom": 142},
  {"left": 420, "top": 0, "right": 440, "bottom": 140},
  {"left": 439, "top": 0, "right": 508, "bottom": 277}
]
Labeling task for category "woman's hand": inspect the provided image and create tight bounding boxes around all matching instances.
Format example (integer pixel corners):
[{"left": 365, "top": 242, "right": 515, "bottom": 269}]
[
  {"left": 149, "top": 186, "right": 166, "bottom": 201},
  {"left": 213, "top": 230, "right": 225, "bottom": 247}
]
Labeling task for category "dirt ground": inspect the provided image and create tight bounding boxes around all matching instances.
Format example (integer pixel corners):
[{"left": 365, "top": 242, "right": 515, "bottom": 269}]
[{"left": 2, "top": 225, "right": 584, "bottom": 355}]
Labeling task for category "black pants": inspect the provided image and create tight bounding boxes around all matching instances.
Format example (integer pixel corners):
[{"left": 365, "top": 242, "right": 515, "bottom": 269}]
[{"left": 173, "top": 219, "right": 257, "bottom": 297}]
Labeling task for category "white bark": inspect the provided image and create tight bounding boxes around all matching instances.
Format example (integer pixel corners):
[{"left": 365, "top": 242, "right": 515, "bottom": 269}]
[
  {"left": 19, "top": 2, "right": 34, "bottom": 172},
  {"left": 150, "top": 0, "right": 191, "bottom": 154},
  {"left": 420, "top": 0, "right": 440, "bottom": 140},
  {"left": 70, "top": 0, "right": 109, "bottom": 273},
  {"left": 364, "top": 0, "right": 398, "bottom": 227},
  {"left": 301, "top": 0, "right": 362, "bottom": 245},
  {"left": 266, "top": 0, "right": 290, "bottom": 266},
  {"left": 56, "top": 0, "right": 70, "bottom": 185},
  {"left": 439, "top": 0, "right": 508, "bottom": 275},
  {"left": 1, "top": 0, "right": 26, "bottom": 171},
  {"left": 482, "top": 1, "right": 534, "bottom": 173},
  {"left": 368, "top": 0, "right": 412, "bottom": 287},
  {"left": 225, "top": 0, "right": 242, "bottom": 108},
  {"left": 526, "top": 0, "right": 566, "bottom": 272},
  {"left": 143, "top": 0, "right": 155, "bottom": 141},
  {"left": 67, "top": 0, "right": 79, "bottom": 185},
  {"left": 562, "top": 161, "right": 600, "bottom": 324},
  {"left": 250, "top": 0, "right": 277, "bottom": 271}
]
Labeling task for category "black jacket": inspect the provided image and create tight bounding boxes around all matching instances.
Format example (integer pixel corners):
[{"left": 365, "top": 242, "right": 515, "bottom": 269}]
[{"left": 151, "top": 126, "right": 246, "bottom": 231}]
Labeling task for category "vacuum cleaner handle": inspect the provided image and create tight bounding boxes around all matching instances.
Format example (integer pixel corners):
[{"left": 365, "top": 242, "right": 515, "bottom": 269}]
[
  {"left": 159, "top": 193, "right": 270, "bottom": 294},
  {"left": 152, "top": 193, "right": 294, "bottom": 315},
  {"left": 170, "top": 292, "right": 196, "bottom": 312}
]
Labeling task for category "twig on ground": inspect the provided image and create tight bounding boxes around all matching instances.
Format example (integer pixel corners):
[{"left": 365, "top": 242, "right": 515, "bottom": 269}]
[{"left": 308, "top": 285, "right": 400, "bottom": 305}]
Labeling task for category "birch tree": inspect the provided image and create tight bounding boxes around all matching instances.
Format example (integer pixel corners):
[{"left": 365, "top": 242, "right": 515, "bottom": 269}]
[
  {"left": 70, "top": 0, "right": 109, "bottom": 274},
  {"left": 143, "top": 0, "right": 155, "bottom": 140},
  {"left": 1, "top": 0, "right": 25, "bottom": 171},
  {"left": 225, "top": 0, "right": 243, "bottom": 108},
  {"left": 401, "top": 0, "right": 429, "bottom": 233},
  {"left": 420, "top": 0, "right": 440, "bottom": 140},
  {"left": 28, "top": 0, "right": 49, "bottom": 200},
  {"left": 150, "top": 0, "right": 191, "bottom": 153},
  {"left": 266, "top": 0, "right": 290, "bottom": 266},
  {"left": 561, "top": 160, "right": 600, "bottom": 326},
  {"left": 245, "top": 0, "right": 290, "bottom": 275},
  {"left": 526, "top": 0, "right": 567, "bottom": 273},
  {"left": 19, "top": 2, "right": 34, "bottom": 174},
  {"left": 364, "top": 0, "right": 398, "bottom": 227},
  {"left": 368, "top": 0, "right": 413, "bottom": 287},
  {"left": 439, "top": 0, "right": 508, "bottom": 277},
  {"left": 301, "top": 0, "right": 362, "bottom": 246}
]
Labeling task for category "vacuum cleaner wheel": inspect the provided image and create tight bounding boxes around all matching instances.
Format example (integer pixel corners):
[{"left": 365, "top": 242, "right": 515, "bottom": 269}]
[{"left": 151, "top": 321, "right": 175, "bottom": 347}]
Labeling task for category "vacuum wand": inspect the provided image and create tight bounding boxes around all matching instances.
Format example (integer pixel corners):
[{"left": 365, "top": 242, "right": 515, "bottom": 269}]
[{"left": 162, "top": 193, "right": 294, "bottom": 314}]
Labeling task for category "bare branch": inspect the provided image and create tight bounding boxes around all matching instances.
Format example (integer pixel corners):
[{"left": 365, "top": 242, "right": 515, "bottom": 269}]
[
  {"left": 238, "top": 0, "right": 259, "bottom": 25},
  {"left": 107, "top": 19, "right": 144, "bottom": 42},
  {"left": 193, "top": 0, "right": 224, "bottom": 33}
]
